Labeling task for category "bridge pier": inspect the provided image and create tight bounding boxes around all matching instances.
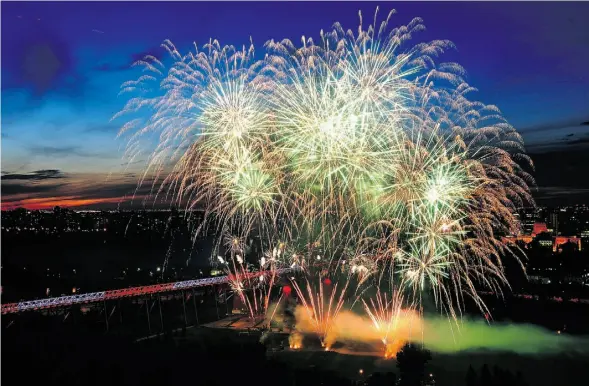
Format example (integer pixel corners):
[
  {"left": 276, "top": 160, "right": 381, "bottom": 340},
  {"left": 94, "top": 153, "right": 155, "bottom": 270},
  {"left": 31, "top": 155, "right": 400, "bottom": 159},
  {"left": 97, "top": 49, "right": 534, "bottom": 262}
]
[
  {"left": 70, "top": 306, "right": 76, "bottom": 327},
  {"left": 145, "top": 297, "right": 151, "bottom": 334},
  {"left": 157, "top": 294, "right": 164, "bottom": 332},
  {"left": 104, "top": 300, "right": 109, "bottom": 332},
  {"left": 118, "top": 299, "right": 123, "bottom": 324},
  {"left": 225, "top": 288, "right": 230, "bottom": 316},
  {"left": 214, "top": 286, "right": 220, "bottom": 320},
  {"left": 192, "top": 288, "right": 199, "bottom": 326},
  {"left": 181, "top": 290, "right": 187, "bottom": 327}
]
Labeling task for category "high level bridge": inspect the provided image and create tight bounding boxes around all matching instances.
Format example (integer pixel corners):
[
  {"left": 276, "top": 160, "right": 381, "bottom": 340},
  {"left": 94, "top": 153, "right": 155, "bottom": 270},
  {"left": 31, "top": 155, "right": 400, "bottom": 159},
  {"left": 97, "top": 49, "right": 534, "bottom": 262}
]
[{"left": 1, "top": 268, "right": 296, "bottom": 315}]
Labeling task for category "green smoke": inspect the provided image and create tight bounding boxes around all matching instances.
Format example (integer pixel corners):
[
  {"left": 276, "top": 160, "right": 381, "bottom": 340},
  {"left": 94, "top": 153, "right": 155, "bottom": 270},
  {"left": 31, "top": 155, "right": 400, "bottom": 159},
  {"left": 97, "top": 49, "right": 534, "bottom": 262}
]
[{"left": 419, "top": 318, "right": 588, "bottom": 355}]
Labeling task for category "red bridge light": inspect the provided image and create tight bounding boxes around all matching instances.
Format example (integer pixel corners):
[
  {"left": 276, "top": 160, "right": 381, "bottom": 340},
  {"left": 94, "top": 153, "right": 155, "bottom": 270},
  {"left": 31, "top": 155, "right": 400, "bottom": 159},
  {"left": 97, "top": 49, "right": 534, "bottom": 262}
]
[{"left": 282, "top": 285, "right": 292, "bottom": 296}]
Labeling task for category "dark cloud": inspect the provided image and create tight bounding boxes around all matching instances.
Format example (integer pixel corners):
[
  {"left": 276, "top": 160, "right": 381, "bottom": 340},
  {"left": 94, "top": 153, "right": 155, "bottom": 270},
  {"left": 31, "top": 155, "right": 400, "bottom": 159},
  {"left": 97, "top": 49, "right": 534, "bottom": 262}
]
[
  {"left": 1, "top": 182, "right": 66, "bottom": 195},
  {"left": 92, "top": 45, "right": 165, "bottom": 73},
  {"left": 525, "top": 142, "right": 562, "bottom": 152},
  {"left": 582, "top": 121, "right": 589, "bottom": 126},
  {"left": 129, "top": 45, "right": 166, "bottom": 65},
  {"left": 1, "top": 18, "right": 88, "bottom": 100},
  {"left": 1, "top": 169, "right": 66, "bottom": 181},
  {"left": 78, "top": 182, "right": 150, "bottom": 200},
  {"left": 4, "top": 171, "right": 157, "bottom": 198},
  {"left": 27, "top": 145, "right": 114, "bottom": 159},
  {"left": 536, "top": 186, "right": 589, "bottom": 197},
  {"left": 566, "top": 135, "right": 589, "bottom": 146},
  {"left": 1, "top": 169, "right": 68, "bottom": 201},
  {"left": 92, "top": 63, "right": 130, "bottom": 73},
  {"left": 523, "top": 118, "right": 589, "bottom": 153},
  {"left": 534, "top": 186, "right": 589, "bottom": 206},
  {"left": 519, "top": 118, "right": 587, "bottom": 134},
  {"left": 531, "top": 149, "right": 589, "bottom": 188},
  {"left": 529, "top": 147, "right": 589, "bottom": 205},
  {"left": 559, "top": 132, "right": 589, "bottom": 145}
]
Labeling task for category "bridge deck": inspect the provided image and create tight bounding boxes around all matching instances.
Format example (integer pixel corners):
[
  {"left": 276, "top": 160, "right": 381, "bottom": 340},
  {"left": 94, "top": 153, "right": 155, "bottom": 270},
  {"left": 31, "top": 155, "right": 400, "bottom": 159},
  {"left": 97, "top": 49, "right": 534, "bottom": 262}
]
[{"left": 1, "top": 268, "right": 295, "bottom": 314}]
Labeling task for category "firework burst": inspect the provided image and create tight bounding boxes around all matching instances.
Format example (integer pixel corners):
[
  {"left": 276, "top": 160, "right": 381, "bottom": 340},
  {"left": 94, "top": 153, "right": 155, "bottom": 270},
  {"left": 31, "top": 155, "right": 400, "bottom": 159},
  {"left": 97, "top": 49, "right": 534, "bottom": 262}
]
[{"left": 117, "top": 7, "right": 533, "bottom": 325}]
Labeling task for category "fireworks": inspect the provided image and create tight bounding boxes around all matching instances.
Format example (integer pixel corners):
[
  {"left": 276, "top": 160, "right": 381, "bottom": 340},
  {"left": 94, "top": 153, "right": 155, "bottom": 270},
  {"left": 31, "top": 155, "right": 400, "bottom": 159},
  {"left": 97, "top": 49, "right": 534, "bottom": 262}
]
[
  {"left": 289, "top": 331, "right": 303, "bottom": 350},
  {"left": 362, "top": 290, "right": 420, "bottom": 358},
  {"left": 220, "top": 237, "right": 288, "bottom": 320},
  {"left": 291, "top": 275, "right": 349, "bottom": 349},
  {"left": 116, "top": 7, "right": 533, "bottom": 345}
]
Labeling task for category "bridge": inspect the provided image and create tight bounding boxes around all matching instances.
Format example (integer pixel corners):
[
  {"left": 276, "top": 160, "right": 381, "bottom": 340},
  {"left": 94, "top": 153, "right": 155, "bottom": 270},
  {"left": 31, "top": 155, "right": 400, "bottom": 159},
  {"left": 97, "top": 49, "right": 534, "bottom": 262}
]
[
  {"left": 1, "top": 268, "right": 296, "bottom": 315},
  {"left": 3, "top": 269, "right": 587, "bottom": 315}
]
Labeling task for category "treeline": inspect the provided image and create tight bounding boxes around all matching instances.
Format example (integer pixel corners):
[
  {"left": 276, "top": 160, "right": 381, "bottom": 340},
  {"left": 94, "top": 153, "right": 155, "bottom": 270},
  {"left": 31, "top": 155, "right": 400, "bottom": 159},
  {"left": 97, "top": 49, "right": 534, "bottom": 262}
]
[
  {"left": 466, "top": 364, "right": 529, "bottom": 386},
  {"left": 2, "top": 320, "right": 532, "bottom": 386}
]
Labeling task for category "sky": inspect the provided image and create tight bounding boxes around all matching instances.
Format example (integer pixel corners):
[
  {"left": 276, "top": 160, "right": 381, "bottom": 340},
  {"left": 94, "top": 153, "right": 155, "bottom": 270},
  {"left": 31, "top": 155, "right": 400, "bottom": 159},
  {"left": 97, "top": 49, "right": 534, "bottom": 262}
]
[{"left": 1, "top": 1, "right": 588, "bottom": 210}]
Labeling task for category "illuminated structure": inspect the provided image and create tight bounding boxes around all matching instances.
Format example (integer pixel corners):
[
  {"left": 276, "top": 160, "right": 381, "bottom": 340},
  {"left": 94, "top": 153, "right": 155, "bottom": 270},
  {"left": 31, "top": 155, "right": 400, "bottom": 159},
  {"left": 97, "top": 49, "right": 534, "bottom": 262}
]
[
  {"left": 553, "top": 236, "right": 581, "bottom": 252},
  {"left": 519, "top": 208, "right": 538, "bottom": 235},
  {"left": 503, "top": 222, "right": 582, "bottom": 252},
  {"left": 532, "top": 223, "right": 548, "bottom": 236},
  {"left": 1, "top": 268, "right": 295, "bottom": 315},
  {"left": 549, "top": 212, "right": 559, "bottom": 235}
]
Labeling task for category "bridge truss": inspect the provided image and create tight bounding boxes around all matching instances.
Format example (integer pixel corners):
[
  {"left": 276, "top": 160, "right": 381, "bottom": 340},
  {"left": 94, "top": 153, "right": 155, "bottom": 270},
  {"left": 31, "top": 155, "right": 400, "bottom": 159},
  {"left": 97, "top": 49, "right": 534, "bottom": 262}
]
[{"left": 1, "top": 268, "right": 295, "bottom": 315}]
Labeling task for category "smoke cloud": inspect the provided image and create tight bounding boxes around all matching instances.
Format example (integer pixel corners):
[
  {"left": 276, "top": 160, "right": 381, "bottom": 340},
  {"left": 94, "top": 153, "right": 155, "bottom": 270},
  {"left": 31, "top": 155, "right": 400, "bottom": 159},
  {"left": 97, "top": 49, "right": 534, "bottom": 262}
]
[
  {"left": 291, "top": 305, "right": 422, "bottom": 357},
  {"left": 286, "top": 306, "right": 588, "bottom": 357},
  {"left": 421, "top": 317, "right": 589, "bottom": 355}
]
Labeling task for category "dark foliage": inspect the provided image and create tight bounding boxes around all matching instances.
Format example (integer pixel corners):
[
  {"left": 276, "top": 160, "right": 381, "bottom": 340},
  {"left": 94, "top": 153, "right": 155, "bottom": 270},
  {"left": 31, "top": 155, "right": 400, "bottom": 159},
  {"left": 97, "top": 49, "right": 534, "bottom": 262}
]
[
  {"left": 396, "top": 343, "right": 432, "bottom": 386},
  {"left": 465, "top": 363, "right": 529, "bottom": 386}
]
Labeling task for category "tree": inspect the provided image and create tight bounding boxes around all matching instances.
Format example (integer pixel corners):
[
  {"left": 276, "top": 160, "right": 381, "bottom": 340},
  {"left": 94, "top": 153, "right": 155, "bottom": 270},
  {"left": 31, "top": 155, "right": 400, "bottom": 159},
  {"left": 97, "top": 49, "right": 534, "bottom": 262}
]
[
  {"left": 480, "top": 364, "right": 493, "bottom": 386},
  {"left": 466, "top": 365, "right": 478, "bottom": 386},
  {"left": 384, "top": 372, "right": 397, "bottom": 386},
  {"left": 515, "top": 370, "right": 529, "bottom": 386},
  {"left": 366, "top": 372, "right": 396, "bottom": 386},
  {"left": 396, "top": 343, "right": 432, "bottom": 386}
]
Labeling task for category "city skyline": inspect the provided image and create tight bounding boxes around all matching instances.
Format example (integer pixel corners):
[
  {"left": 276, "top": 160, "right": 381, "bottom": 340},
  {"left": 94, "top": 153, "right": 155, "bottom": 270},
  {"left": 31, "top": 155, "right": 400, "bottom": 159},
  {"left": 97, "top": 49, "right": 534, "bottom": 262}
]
[{"left": 2, "top": 2, "right": 589, "bottom": 210}]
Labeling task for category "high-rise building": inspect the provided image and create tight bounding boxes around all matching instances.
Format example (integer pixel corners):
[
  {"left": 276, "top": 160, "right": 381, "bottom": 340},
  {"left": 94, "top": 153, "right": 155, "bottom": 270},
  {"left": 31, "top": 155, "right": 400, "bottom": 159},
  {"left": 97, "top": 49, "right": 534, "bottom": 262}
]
[
  {"left": 549, "top": 212, "right": 559, "bottom": 235},
  {"left": 532, "top": 222, "right": 549, "bottom": 236},
  {"left": 520, "top": 207, "right": 536, "bottom": 234}
]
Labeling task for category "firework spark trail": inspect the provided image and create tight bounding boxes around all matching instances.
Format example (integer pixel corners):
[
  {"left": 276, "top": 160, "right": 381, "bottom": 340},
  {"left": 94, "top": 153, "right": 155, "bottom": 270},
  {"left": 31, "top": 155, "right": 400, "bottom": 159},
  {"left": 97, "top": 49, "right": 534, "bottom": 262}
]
[
  {"left": 362, "top": 290, "right": 420, "bottom": 358},
  {"left": 219, "top": 235, "right": 295, "bottom": 319},
  {"left": 291, "top": 275, "right": 350, "bottom": 349},
  {"left": 217, "top": 233, "right": 260, "bottom": 319},
  {"left": 224, "top": 253, "right": 256, "bottom": 319},
  {"left": 265, "top": 292, "right": 284, "bottom": 328},
  {"left": 287, "top": 286, "right": 423, "bottom": 357},
  {"left": 116, "top": 7, "right": 534, "bottom": 324}
]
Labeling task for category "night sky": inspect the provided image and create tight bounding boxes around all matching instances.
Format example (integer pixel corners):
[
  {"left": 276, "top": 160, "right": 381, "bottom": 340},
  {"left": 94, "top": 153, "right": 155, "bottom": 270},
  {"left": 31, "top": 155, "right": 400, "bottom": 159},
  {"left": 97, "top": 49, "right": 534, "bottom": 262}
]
[{"left": 2, "top": 1, "right": 588, "bottom": 210}]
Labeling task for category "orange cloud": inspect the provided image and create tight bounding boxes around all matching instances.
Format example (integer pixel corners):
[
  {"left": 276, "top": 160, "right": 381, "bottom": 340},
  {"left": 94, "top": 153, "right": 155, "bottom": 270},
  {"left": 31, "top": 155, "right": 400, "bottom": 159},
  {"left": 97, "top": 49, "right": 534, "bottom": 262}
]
[
  {"left": 1, "top": 196, "right": 128, "bottom": 211},
  {"left": 1, "top": 171, "right": 156, "bottom": 210}
]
